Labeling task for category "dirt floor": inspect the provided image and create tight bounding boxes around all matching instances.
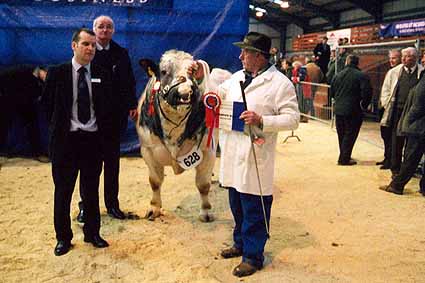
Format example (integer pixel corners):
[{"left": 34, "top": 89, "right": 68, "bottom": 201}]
[{"left": 1, "top": 120, "right": 424, "bottom": 283}]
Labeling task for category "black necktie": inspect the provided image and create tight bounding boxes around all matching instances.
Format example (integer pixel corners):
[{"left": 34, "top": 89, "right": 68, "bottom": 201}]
[
  {"left": 408, "top": 68, "right": 412, "bottom": 74},
  {"left": 241, "top": 72, "right": 253, "bottom": 90},
  {"left": 77, "top": 67, "right": 90, "bottom": 124}
]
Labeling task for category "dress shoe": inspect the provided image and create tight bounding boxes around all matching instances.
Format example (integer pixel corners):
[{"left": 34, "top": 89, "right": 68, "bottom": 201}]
[
  {"left": 54, "top": 240, "right": 72, "bottom": 256},
  {"left": 221, "top": 246, "right": 242, "bottom": 258},
  {"left": 77, "top": 208, "right": 85, "bottom": 223},
  {"left": 379, "top": 164, "right": 391, "bottom": 170},
  {"left": 232, "top": 262, "right": 260, "bottom": 277},
  {"left": 337, "top": 160, "right": 357, "bottom": 166},
  {"left": 35, "top": 155, "right": 50, "bottom": 163},
  {"left": 107, "top": 207, "right": 126, "bottom": 219},
  {"left": 379, "top": 185, "right": 403, "bottom": 195},
  {"left": 376, "top": 160, "right": 384, "bottom": 165},
  {"left": 84, "top": 235, "right": 109, "bottom": 248}
]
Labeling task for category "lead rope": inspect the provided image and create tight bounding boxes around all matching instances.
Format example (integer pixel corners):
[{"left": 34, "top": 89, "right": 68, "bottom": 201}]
[{"left": 239, "top": 81, "right": 270, "bottom": 238}]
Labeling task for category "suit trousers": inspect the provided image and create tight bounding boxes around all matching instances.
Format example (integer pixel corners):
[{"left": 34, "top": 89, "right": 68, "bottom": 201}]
[
  {"left": 390, "top": 136, "right": 425, "bottom": 192},
  {"left": 53, "top": 130, "right": 102, "bottom": 241},
  {"left": 335, "top": 114, "right": 363, "bottom": 163},
  {"left": 228, "top": 187, "right": 273, "bottom": 269},
  {"left": 390, "top": 108, "right": 406, "bottom": 174},
  {"left": 380, "top": 125, "right": 392, "bottom": 165}
]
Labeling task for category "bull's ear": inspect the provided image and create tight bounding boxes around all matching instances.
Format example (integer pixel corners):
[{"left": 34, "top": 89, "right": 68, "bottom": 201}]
[{"left": 139, "top": 59, "right": 159, "bottom": 78}]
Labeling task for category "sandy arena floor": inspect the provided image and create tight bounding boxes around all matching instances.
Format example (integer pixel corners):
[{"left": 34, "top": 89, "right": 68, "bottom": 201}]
[{"left": 1, "top": 120, "right": 424, "bottom": 283}]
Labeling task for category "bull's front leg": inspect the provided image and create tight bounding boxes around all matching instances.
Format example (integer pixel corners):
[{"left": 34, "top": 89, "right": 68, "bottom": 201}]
[
  {"left": 144, "top": 152, "right": 165, "bottom": 221},
  {"left": 195, "top": 154, "right": 215, "bottom": 222}
]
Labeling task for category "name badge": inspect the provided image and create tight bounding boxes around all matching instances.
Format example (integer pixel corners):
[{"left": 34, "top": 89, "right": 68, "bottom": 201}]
[
  {"left": 177, "top": 146, "right": 203, "bottom": 170},
  {"left": 91, "top": 78, "right": 101, "bottom": 83}
]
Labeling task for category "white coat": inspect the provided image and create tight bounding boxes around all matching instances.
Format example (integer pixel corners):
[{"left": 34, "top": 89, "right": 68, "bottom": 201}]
[
  {"left": 380, "top": 63, "right": 424, "bottom": 126},
  {"left": 218, "top": 65, "right": 300, "bottom": 196}
]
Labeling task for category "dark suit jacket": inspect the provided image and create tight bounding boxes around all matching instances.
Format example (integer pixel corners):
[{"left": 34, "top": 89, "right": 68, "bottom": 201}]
[
  {"left": 313, "top": 43, "right": 331, "bottom": 71},
  {"left": 92, "top": 40, "right": 137, "bottom": 115},
  {"left": 330, "top": 65, "right": 372, "bottom": 116},
  {"left": 43, "top": 62, "right": 115, "bottom": 162}
]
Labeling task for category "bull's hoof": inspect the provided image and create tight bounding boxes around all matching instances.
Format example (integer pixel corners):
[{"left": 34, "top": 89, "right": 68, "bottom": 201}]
[
  {"left": 199, "top": 213, "right": 214, "bottom": 222},
  {"left": 144, "top": 209, "right": 161, "bottom": 221}
]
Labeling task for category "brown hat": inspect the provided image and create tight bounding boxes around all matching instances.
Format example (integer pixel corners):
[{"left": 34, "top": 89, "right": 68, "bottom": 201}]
[{"left": 233, "top": 32, "right": 271, "bottom": 55}]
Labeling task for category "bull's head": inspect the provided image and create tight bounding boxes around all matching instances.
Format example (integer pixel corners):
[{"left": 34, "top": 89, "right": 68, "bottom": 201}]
[{"left": 139, "top": 50, "right": 200, "bottom": 110}]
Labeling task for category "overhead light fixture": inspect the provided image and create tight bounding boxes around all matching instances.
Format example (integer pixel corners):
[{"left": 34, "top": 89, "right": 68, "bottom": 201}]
[
  {"left": 255, "top": 11, "right": 265, "bottom": 18},
  {"left": 281, "top": 1, "right": 290, "bottom": 8}
]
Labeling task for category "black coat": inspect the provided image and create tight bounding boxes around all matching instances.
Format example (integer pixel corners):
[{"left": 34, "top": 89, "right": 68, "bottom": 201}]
[
  {"left": 398, "top": 75, "right": 425, "bottom": 137},
  {"left": 330, "top": 65, "right": 372, "bottom": 116},
  {"left": 313, "top": 43, "right": 331, "bottom": 73},
  {"left": 92, "top": 40, "right": 137, "bottom": 114},
  {"left": 43, "top": 62, "right": 115, "bottom": 162}
]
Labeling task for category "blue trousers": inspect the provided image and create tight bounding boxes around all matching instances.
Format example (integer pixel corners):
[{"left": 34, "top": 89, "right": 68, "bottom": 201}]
[{"left": 228, "top": 187, "right": 273, "bottom": 269}]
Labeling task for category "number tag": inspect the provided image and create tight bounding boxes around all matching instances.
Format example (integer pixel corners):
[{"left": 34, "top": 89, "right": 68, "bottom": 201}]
[{"left": 177, "top": 146, "right": 203, "bottom": 170}]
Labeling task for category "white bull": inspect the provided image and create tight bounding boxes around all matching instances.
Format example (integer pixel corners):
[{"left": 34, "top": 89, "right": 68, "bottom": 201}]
[{"left": 136, "top": 50, "right": 216, "bottom": 222}]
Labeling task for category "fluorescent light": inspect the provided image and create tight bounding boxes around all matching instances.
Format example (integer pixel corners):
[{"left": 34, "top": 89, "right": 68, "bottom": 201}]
[
  {"left": 249, "top": 5, "right": 254, "bottom": 10},
  {"left": 255, "top": 7, "right": 267, "bottom": 13},
  {"left": 255, "top": 11, "right": 265, "bottom": 17},
  {"left": 281, "top": 1, "right": 289, "bottom": 8}
]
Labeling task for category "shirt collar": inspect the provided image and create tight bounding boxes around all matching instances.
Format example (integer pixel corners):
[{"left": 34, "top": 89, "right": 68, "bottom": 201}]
[
  {"left": 72, "top": 57, "right": 90, "bottom": 73},
  {"left": 96, "top": 42, "right": 110, "bottom": 51},
  {"left": 404, "top": 64, "right": 417, "bottom": 73},
  {"left": 244, "top": 63, "right": 272, "bottom": 78}
]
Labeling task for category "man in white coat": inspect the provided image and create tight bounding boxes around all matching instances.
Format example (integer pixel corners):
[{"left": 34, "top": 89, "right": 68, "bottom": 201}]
[{"left": 218, "top": 32, "right": 300, "bottom": 277}]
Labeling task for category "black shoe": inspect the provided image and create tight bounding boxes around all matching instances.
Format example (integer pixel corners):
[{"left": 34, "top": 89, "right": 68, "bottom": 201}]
[
  {"left": 54, "top": 240, "right": 72, "bottom": 256},
  {"left": 35, "top": 155, "right": 50, "bottom": 163},
  {"left": 380, "top": 164, "right": 391, "bottom": 170},
  {"left": 221, "top": 247, "right": 242, "bottom": 258},
  {"left": 379, "top": 185, "right": 403, "bottom": 195},
  {"left": 337, "top": 160, "right": 357, "bottom": 166},
  {"left": 376, "top": 160, "right": 385, "bottom": 165},
  {"left": 84, "top": 235, "right": 109, "bottom": 248},
  {"left": 77, "top": 208, "right": 85, "bottom": 223},
  {"left": 107, "top": 207, "right": 126, "bottom": 219},
  {"left": 232, "top": 262, "right": 260, "bottom": 277}
]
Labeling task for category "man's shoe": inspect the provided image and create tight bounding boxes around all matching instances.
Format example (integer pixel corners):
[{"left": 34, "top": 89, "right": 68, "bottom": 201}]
[
  {"left": 84, "top": 235, "right": 109, "bottom": 248},
  {"left": 77, "top": 208, "right": 85, "bottom": 223},
  {"left": 54, "top": 240, "right": 72, "bottom": 256},
  {"left": 36, "top": 155, "right": 50, "bottom": 163},
  {"left": 337, "top": 160, "right": 357, "bottom": 166},
  {"left": 380, "top": 163, "right": 391, "bottom": 170},
  {"left": 221, "top": 247, "right": 242, "bottom": 259},
  {"left": 107, "top": 207, "right": 126, "bottom": 219},
  {"left": 232, "top": 262, "right": 259, "bottom": 277},
  {"left": 379, "top": 185, "right": 403, "bottom": 195},
  {"left": 376, "top": 160, "right": 384, "bottom": 165}
]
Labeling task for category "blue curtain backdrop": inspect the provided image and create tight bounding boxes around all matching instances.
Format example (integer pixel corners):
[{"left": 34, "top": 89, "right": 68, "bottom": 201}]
[{"left": 0, "top": 0, "right": 248, "bottom": 154}]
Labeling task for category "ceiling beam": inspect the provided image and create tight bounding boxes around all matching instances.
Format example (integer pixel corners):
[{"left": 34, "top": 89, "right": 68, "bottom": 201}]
[
  {"left": 345, "top": 0, "right": 383, "bottom": 23},
  {"left": 291, "top": 0, "right": 340, "bottom": 28}
]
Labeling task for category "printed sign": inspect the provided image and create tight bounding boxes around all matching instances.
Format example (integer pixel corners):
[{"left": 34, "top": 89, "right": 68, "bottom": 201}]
[
  {"left": 218, "top": 101, "right": 245, "bottom": 132},
  {"left": 177, "top": 146, "right": 203, "bottom": 170},
  {"left": 326, "top": 28, "right": 351, "bottom": 50},
  {"left": 379, "top": 18, "right": 425, "bottom": 38},
  {"left": 10, "top": 0, "right": 173, "bottom": 8}
]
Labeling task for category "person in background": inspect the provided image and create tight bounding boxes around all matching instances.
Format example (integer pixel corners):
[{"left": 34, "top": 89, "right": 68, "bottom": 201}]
[
  {"left": 218, "top": 32, "right": 299, "bottom": 277},
  {"left": 376, "top": 49, "right": 402, "bottom": 169},
  {"left": 44, "top": 28, "right": 113, "bottom": 256},
  {"left": 379, "top": 70, "right": 425, "bottom": 196},
  {"left": 0, "top": 65, "right": 49, "bottom": 163},
  {"left": 304, "top": 57, "right": 324, "bottom": 117},
  {"left": 380, "top": 47, "right": 424, "bottom": 178},
  {"left": 77, "top": 15, "right": 138, "bottom": 222},
  {"left": 330, "top": 55, "right": 372, "bottom": 166},
  {"left": 313, "top": 36, "right": 331, "bottom": 77},
  {"left": 269, "top": 47, "right": 281, "bottom": 66},
  {"left": 280, "top": 58, "right": 293, "bottom": 80},
  {"left": 421, "top": 52, "right": 425, "bottom": 67},
  {"left": 291, "top": 60, "right": 309, "bottom": 122}
]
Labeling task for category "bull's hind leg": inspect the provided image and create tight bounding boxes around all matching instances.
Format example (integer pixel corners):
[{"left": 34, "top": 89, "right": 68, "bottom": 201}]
[
  {"left": 195, "top": 156, "right": 215, "bottom": 222},
  {"left": 145, "top": 161, "right": 165, "bottom": 221}
]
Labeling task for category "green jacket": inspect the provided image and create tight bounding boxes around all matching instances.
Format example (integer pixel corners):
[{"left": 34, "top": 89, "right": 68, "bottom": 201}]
[
  {"left": 330, "top": 65, "right": 372, "bottom": 116},
  {"left": 326, "top": 51, "right": 348, "bottom": 84}
]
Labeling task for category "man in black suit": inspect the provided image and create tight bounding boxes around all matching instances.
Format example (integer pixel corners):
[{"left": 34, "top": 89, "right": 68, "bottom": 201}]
[
  {"left": 44, "top": 28, "right": 115, "bottom": 256},
  {"left": 313, "top": 36, "right": 331, "bottom": 77},
  {"left": 0, "top": 65, "right": 48, "bottom": 162},
  {"left": 330, "top": 55, "right": 372, "bottom": 165},
  {"left": 77, "top": 15, "right": 137, "bottom": 221}
]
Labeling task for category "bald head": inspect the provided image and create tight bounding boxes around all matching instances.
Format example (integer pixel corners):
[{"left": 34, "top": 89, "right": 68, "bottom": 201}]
[{"left": 93, "top": 15, "right": 115, "bottom": 47}]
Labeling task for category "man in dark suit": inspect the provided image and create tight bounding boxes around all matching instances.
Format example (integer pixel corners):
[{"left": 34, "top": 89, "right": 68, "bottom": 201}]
[
  {"left": 0, "top": 65, "right": 48, "bottom": 162},
  {"left": 313, "top": 36, "right": 331, "bottom": 77},
  {"left": 330, "top": 55, "right": 372, "bottom": 165},
  {"left": 44, "top": 28, "right": 115, "bottom": 256},
  {"left": 77, "top": 15, "right": 137, "bottom": 221}
]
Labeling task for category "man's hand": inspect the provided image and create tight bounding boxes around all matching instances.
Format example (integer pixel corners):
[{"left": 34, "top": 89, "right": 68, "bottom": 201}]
[
  {"left": 187, "top": 61, "right": 204, "bottom": 82},
  {"left": 240, "top": 110, "right": 262, "bottom": 127},
  {"left": 129, "top": 108, "right": 138, "bottom": 121}
]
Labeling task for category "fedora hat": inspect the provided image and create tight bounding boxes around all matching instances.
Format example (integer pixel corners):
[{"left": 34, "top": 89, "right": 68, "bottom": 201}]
[{"left": 233, "top": 32, "right": 271, "bottom": 55}]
